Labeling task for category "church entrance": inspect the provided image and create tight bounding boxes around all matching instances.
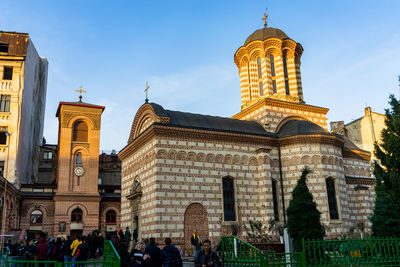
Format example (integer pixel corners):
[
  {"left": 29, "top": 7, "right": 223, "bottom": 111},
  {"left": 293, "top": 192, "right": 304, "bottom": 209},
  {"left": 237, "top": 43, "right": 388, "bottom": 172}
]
[{"left": 184, "top": 203, "right": 209, "bottom": 256}]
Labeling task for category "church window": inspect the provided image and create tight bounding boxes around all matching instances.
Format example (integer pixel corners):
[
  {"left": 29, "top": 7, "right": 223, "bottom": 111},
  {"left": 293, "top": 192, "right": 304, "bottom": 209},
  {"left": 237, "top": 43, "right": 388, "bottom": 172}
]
[
  {"left": 0, "top": 43, "right": 9, "bottom": 53},
  {"left": 270, "top": 55, "right": 276, "bottom": 77},
  {"left": 326, "top": 177, "right": 339, "bottom": 220},
  {"left": 272, "top": 179, "right": 279, "bottom": 221},
  {"left": 3, "top": 67, "right": 13, "bottom": 80},
  {"left": 222, "top": 177, "right": 236, "bottom": 221},
  {"left": 106, "top": 210, "right": 117, "bottom": 224},
  {"left": 30, "top": 210, "right": 43, "bottom": 225},
  {"left": 0, "top": 161, "right": 4, "bottom": 176},
  {"left": 71, "top": 208, "right": 83, "bottom": 223},
  {"left": 0, "top": 132, "right": 6, "bottom": 145},
  {"left": 0, "top": 95, "right": 11, "bottom": 112},
  {"left": 272, "top": 80, "right": 277, "bottom": 94},
  {"left": 76, "top": 152, "right": 82, "bottom": 165},
  {"left": 72, "top": 121, "right": 88, "bottom": 142},
  {"left": 257, "top": 57, "right": 263, "bottom": 95},
  {"left": 283, "top": 55, "right": 290, "bottom": 95}
]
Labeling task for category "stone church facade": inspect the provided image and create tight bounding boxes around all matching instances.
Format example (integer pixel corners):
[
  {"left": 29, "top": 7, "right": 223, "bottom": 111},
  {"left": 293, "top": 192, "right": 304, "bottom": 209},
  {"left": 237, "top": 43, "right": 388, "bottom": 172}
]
[{"left": 119, "top": 25, "right": 375, "bottom": 253}]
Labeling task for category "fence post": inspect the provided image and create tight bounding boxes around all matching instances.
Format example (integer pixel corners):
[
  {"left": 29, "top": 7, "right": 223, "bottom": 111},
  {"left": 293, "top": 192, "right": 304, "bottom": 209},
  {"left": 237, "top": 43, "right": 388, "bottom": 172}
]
[{"left": 300, "top": 251, "right": 306, "bottom": 267}]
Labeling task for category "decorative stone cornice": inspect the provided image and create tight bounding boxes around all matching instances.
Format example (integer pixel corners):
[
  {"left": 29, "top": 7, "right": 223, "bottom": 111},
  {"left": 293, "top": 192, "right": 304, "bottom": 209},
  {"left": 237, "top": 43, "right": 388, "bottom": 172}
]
[
  {"left": 343, "top": 149, "right": 371, "bottom": 161},
  {"left": 232, "top": 98, "right": 329, "bottom": 120},
  {"left": 279, "top": 134, "right": 344, "bottom": 147},
  {"left": 345, "top": 176, "right": 375, "bottom": 185}
]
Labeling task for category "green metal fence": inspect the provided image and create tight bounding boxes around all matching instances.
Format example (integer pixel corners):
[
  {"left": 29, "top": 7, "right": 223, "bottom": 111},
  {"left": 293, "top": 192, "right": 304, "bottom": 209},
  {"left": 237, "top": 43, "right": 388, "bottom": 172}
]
[
  {"left": 221, "top": 235, "right": 305, "bottom": 267},
  {"left": 302, "top": 237, "right": 400, "bottom": 266}
]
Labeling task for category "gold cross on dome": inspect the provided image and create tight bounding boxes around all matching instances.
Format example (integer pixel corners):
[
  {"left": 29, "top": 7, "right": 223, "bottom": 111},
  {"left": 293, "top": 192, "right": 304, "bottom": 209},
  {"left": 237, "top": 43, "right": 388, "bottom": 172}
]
[
  {"left": 263, "top": 9, "right": 268, "bottom": 28},
  {"left": 144, "top": 81, "right": 150, "bottom": 103},
  {"left": 75, "top": 85, "right": 86, "bottom": 103}
]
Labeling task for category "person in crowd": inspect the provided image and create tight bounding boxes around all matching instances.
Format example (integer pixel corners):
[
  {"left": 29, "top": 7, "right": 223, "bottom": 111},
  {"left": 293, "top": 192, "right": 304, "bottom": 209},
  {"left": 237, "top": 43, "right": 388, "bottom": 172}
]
[
  {"left": 36, "top": 232, "right": 49, "bottom": 265},
  {"left": 194, "top": 239, "right": 221, "bottom": 267},
  {"left": 160, "top": 238, "right": 182, "bottom": 267},
  {"left": 55, "top": 237, "right": 65, "bottom": 262},
  {"left": 63, "top": 236, "right": 73, "bottom": 264},
  {"left": 16, "top": 240, "right": 26, "bottom": 257},
  {"left": 75, "top": 236, "right": 89, "bottom": 266},
  {"left": 70, "top": 235, "right": 82, "bottom": 258},
  {"left": 117, "top": 233, "right": 130, "bottom": 267},
  {"left": 25, "top": 240, "right": 36, "bottom": 261},
  {"left": 131, "top": 252, "right": 144, "bottom": 267},
  {"left": 145, "top": 237, "right": 161, "bottom": 267},
  {"left": 98, "top": 234, "right": 104, "bottom": 256},
  {"left": 125, "top": 227, "right": 132, "bottom": 246},
  {"left": 111, "top": 231, "right": 119, "bottom": 248},
  {"left": 191, "top": 230, "right": 201, "bottom": 258},
  {"left": 90, "top": 231, "right": 99, "bottom": 259}
]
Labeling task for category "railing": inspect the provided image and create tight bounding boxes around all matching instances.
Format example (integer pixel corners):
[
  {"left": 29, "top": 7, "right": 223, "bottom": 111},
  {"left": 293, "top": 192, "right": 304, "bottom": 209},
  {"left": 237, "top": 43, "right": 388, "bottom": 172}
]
[
  {"left": 221, "top": 236, "right": 305, "bottom": 266},
  {"left": 103, "top": 240, "right": 120, "bottom": 267},
  {"left": 302, "top": 237, "right": 400, "bottom": 266},
  {"left": 0, "top": 81, "right": 12, "bottom": 90}
]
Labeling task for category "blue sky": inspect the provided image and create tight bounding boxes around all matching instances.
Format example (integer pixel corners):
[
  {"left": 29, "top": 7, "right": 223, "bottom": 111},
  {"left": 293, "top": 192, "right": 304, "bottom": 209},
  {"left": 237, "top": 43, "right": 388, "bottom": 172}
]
[{"left": 1, "top": 1, "right": 400, "bottom": 151}]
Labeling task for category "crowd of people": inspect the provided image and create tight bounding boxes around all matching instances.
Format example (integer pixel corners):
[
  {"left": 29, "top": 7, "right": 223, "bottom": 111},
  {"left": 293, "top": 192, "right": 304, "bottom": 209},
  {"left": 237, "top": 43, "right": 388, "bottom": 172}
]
[
  {"left": 4, "top": 227, "right": 221, "bottom": 267},
  {"left": 114, "top": 227, "right": 221, "bottom": 267},
  {"left": 4, "top": 230, "right": 104, "bottom": 263}
]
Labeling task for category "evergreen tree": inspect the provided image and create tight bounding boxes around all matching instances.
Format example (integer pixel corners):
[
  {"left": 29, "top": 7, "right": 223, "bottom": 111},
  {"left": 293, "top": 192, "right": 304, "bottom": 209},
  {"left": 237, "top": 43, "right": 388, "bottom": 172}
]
[
  {"left": 287, "top": 167, "right": 325, "bottom": 251},
  {"left": 371, "top": 95, "right": 400, "bottom": 236},
  {"left": 370, "top": 179, "right": 400, "bottom": 237}
]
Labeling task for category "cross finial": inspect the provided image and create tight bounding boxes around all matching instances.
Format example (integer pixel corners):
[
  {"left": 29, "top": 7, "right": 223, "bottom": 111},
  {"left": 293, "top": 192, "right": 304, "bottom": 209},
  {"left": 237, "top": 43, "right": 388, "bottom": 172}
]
[
  {"left": 75, "top": 85, "right": 87, "bottom": 103},
  {"left": 263, "top": 9, "right": 268, "bottom": 28},
  {"left": 144, "top": 81, "right": 150, "bottom": 103}
]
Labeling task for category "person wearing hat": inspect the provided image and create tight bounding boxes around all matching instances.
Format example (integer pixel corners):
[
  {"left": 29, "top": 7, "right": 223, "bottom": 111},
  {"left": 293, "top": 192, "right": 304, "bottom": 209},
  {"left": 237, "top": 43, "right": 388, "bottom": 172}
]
[{"left": 130, "top": 252, "right": 144, "bottom": 267}]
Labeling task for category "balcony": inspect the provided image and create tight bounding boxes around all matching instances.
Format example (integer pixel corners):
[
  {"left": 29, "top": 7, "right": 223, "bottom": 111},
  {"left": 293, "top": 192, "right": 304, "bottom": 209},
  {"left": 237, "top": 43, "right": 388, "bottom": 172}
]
[{"left": 0, "top": 81, "right": 12, "bottom": 90}]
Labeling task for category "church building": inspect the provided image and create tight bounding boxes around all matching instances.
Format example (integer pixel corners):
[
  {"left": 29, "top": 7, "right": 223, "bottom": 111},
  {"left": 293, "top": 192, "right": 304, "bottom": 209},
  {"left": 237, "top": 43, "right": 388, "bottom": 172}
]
[{"left": 119, "top": 23, "right": 375, "bottom": 253}]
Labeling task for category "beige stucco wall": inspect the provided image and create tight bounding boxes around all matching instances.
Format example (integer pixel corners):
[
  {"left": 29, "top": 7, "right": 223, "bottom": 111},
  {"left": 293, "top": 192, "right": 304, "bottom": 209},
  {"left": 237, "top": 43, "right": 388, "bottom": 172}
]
[{"left": 0, "top": 36, "right": 48, "bottom": 185}]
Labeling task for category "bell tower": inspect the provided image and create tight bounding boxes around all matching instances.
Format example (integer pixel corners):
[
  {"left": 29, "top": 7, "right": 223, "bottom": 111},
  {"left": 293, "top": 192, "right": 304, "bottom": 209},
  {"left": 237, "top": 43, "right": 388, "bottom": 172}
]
[
  {"left": 53, "top": 94, "right": 105, "bottom": 236},
  {"left": 234, "top": 23, "right": 304, "bottom": 110},
  {"left": 232, "top": 15, "right": 329, "bottom": 132}
]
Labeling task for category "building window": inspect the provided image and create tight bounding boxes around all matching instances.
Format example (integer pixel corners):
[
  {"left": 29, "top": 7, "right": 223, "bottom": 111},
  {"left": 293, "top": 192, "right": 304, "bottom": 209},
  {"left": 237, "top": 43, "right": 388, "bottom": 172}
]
[
  {"left": 72, "top": 121, "right": 88, "bottom": 142},
  {"left": 222, "top": 177, "right": 236, "bottom": 221},
  {"left": 0, "top": 43, "right": 9, "bottom": 53},
  {"left": 270, "top": 55, "right": 275, "bottom": 77},
  {"left": 3, "top": 67, "right": 13, "bottom": 80},
  {"left": 30, "top": 210, "right": 43, "bottom": 225},
  {"left": 257, "top": 57, "right": 263, "bottom": 95},
  {"left": 272, "top": 179, "right": 279, "bottom": 221},
  {"left": 0, "top": 95, "right": 11, "bottom": 112},
  {"left": 0, "top": 161, "right": 4, "bottom": 176},
  {"left": 71, "top": 208, "right": 83, "bottom": 223},
  {"left": 326, "top": 177, "right": 339, "bottom": 220},
  {"left": 75, "top": 152, "right": 82, "bottom": 165},
  {"left": 0, "top": 132, "right": 6, "bottom": 145},
  {"left": 270, "top": 55, "right": 277, "bottom": 94},
  {"left": 283, "top": 55, "right": 290, "bottom": 95},
  {"left": 106, "top": 210, "right": 117, "bottom": 224},
  {"left": 43, "top": 152, "right": 52, "bottom": 160}
]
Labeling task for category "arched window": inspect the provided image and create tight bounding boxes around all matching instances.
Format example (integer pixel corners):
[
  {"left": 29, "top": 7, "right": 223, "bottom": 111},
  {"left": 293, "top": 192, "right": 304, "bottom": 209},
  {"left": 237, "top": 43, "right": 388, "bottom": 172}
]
[
  {"left": 257, "top": 57, "right": 263, "bottom": 95},
  {"left": 30, "top": 210, "right": 43, "bottom": 225},
  {"left": 106, "top": 210, "right": 117, "bottom": 224},
  {"left": 71, "top": 208, "right": 83, "bottom": 223},
  {"left": 76, "top": 152, "right": 82, "bottom": 165},
  {"left": 283, "top": 55, "right": 290, "bottom": 95},
  {"left": 326, "top": 178, "right": 339, "bottom": 220},
  {"left": 222, "top": 177, "right": 236, "bottom": 221},
  {"left": 270, "top": 55, "right": 277, "bottom": 94},
  {"left": 272, "top": 179, "right": 279, "bottom": 221},
  {"left": 72, "top": 121, "right": 88, "bottom": 142}
]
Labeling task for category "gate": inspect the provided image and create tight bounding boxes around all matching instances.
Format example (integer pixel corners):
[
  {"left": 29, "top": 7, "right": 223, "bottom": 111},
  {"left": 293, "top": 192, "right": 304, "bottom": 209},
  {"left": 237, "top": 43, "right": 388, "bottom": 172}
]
[{"left": 221, "top": 236, "right": 305, "bottom": 266}]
